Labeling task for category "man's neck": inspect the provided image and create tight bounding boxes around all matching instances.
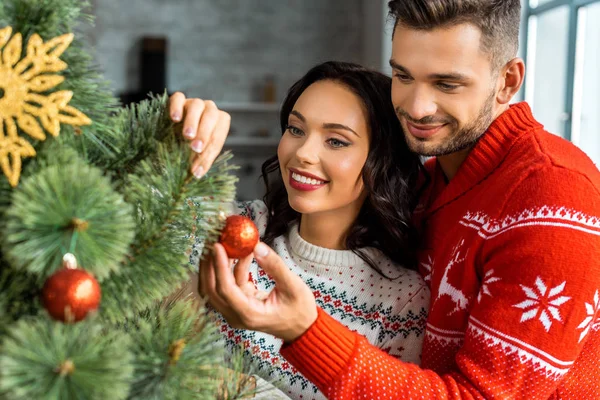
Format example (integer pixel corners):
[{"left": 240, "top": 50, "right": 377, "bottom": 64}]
[
  {"left": 438, "top": 104, "right": 510, "bottom": 181},
  {"left": 437, "top": 148, "right": 473, "bottom": 181}
]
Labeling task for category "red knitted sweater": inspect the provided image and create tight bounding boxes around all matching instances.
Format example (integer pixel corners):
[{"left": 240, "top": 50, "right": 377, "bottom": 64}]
[{"left": 280, "top": 102, "right": 600, "bottom": 399}]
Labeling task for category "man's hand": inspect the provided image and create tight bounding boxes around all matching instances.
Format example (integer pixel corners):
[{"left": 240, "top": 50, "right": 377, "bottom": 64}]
[
  {"left": 199, "top": 242, "right": 318, "bottom": 343},
  {"left": 169, "top": 92, "right": 230, "bottom": 179}
]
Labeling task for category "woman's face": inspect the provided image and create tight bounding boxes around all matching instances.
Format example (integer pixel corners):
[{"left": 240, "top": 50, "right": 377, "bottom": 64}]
[{"left": 278, "top": 80, "right": 370, "bottom": 218}]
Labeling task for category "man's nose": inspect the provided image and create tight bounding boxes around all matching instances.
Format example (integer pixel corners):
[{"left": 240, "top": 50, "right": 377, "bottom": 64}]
[{"left": 402, "top": 86, "right": 438, "bottom": 122}]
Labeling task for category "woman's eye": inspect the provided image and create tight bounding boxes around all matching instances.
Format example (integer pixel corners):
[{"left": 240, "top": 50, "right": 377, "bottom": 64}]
[
  {"left": 286, "top": 125, "right": 303, "bottom": 136},
  {"left": 327, "top": 138, "right": 349, "bottom": 148}
]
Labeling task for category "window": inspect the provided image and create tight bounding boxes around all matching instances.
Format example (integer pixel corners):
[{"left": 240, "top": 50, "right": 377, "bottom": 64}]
[{"left": 524, "top": 0, "right": 600, "bottom": 164}]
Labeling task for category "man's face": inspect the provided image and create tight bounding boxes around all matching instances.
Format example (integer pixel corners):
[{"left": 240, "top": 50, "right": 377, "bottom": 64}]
[{"left": 390, "top": 23, "right": 501, "bottom": 157}]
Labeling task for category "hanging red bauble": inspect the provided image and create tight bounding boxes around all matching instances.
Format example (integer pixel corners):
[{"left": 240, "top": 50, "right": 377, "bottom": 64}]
[
  {"left": 219, "top": 215, "right": 259, "bottom": 259},
  {"left": 41, "top": 254, "right": 101, "bottom": 322}
]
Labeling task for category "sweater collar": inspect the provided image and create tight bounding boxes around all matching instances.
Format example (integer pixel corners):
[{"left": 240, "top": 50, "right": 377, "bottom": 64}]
[
  {"left": 424, "top": 102, "right": 543, "bottom": 216},
  {"left": 288, "top": 223, "right": 371, "bottom": 268}
]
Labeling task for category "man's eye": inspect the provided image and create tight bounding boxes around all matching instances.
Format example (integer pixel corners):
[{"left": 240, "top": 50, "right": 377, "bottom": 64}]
[
  {"left": 437, "top": 82, "right": 459, "bottom": 91},
  {"left": 395, "top": 74, "right": 411, "bottom": 82}
]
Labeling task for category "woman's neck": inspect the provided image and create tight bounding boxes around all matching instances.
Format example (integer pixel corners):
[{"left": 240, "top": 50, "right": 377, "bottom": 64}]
[{"left": 298, "top": 209, "right": 358, "bottom": 250}]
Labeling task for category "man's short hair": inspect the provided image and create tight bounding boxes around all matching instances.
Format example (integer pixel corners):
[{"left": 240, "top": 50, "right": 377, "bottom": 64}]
[{"left": 388, "top": 0, "right": 521, "bottom": 69}]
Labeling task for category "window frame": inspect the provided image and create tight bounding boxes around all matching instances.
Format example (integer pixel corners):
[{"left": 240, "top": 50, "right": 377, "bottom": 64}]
[{"left": 523, "top": 0, "right": 600, "bottom": 140}]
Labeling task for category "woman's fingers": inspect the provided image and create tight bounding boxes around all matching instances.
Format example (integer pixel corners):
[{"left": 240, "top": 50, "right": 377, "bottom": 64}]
[
  {"left": 168, "top": 94, "right": 232, "bottom": 178},
  {"left": 234, "top": 254, "right": 253, "bottom": 287},
  {"left": 169, "top": 91, "right": 186, "bottom": 122},
  {"left": 198, "top": 254, "right": 214, "bottom": 298},
  {"left": 182, "top": 98, "right": 207, "bottom": 140},
  {"left": 190, "top": 107, "right": 230, "bottom": 179}
]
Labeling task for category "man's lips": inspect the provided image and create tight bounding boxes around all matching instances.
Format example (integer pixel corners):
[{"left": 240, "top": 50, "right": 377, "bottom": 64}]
[{"left": 406, "top": 121, "right": 446, "bottom": 139}]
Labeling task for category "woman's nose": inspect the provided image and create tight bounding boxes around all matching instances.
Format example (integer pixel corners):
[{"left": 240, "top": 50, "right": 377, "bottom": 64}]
[{"left": 294, "top": 134, "right": 320, "bottom": 164}]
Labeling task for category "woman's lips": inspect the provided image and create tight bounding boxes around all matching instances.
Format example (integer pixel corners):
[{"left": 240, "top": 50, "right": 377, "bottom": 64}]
[{"left": 288, "top": 170, "right": 328, "bottom": 191}]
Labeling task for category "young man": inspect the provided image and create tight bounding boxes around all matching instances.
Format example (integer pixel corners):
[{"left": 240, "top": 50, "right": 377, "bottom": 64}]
[{"left": 174, "top": 1, "right": 600, "bottom": 398}]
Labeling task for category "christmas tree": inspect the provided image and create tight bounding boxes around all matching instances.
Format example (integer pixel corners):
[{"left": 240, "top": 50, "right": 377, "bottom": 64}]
[{"left": 0, "top": 0, "right": 256, "bottom": 398}]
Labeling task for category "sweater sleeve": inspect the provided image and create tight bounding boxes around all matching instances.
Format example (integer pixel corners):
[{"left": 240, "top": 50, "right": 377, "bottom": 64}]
[
  {"left": 281, "top": 168, "right": 600, "bottom": 399},
  {"left": 280, "top": 309, "right": 463, "bottom": 399}
]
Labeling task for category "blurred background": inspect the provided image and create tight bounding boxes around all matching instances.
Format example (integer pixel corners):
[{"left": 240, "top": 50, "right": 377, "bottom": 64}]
[{"left": 84, "top": 0, "right": 600, "bottom": 200}]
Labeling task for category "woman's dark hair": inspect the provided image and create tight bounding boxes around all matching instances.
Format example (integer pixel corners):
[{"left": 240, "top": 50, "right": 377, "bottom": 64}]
[{"left": 261, "top": 61, "right": 425, "bottom": 272}]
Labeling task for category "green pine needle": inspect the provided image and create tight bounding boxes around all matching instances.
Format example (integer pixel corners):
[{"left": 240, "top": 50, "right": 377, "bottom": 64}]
[
  {"left": 0, "top": 0, "right": 91, "bottom": 39},
  {"left": 0, "top": 178, "right": 12, "bottom": 236},
  {"left": 218, "top": 348, "right": 265, "bottom": 400},
  {"left": 2, "top": 153, "right": 135, "bottom": 281},
  {"left": 100, "top": 144, "right": 237, "bottom": 322},
  {"left": 0, "top": 0, "right": 123, "bottom": 168},
  {"left": 101, "top": 93, "right": 175, "bottom": 175},
  {"left": 126, "top": 300, "right": 223, "bottom": 400},
  {"left": 0, "top": 317, "right": 134, "bottom": 400},
  {"left": 0, "top": 263, "right": 40, "bottom": 337},
  {"left": 0, "top": 1, "right": 260, "bottom": 397}
]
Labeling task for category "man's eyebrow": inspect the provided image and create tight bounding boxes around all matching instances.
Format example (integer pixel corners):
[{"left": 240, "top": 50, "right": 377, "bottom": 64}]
[
  {"left": 389, "top": 59, "right": 409, "bottom": 75},
  {"left": 389, "top": 59, "right": 469, "bottom": 81},
  {"left": 428, "top": 72, "right": 469, "bottom": 81}
]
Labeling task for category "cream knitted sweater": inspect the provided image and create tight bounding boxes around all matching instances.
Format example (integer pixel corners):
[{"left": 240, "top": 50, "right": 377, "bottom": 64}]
[{"left": 189, "top": 200, "right": 429, "bottom": 400}]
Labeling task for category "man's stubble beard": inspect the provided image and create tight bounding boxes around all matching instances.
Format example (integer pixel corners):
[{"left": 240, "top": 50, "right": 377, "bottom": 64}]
[{"left": 398, "top": 90, "right": 497, "bottom": 157}]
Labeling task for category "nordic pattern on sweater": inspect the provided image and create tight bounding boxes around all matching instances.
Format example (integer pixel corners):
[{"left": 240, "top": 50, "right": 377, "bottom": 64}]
[
  {"left": 279, "top": 102, "right": 600, "bottom": 399},
  {"left": 189, "top": 200, "right": 429, "bottom": 400}
]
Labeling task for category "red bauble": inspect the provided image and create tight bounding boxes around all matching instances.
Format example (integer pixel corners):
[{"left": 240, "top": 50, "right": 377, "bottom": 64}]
[
  {"left": 219, "top": 215, "right": 259, "bottom": 259},
  {"left": 41, "top": 267, "right": 101, "bottom": 322}
]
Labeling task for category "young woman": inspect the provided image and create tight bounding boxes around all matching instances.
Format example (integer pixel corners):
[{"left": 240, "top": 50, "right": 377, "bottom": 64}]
[{"left": 179, "top": 61, "right": 429, "bottom": 400}]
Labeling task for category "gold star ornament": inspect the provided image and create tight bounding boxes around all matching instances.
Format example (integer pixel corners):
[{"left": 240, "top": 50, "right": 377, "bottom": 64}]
[{"left": 0, "top": 26, "right": 91, "bottom": 187}]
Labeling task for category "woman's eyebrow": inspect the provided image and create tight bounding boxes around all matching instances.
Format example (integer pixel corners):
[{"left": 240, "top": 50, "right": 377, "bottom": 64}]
[
  {"left": 291, "top": 110, "right": 358, "bottom": 136},
  {"left": 322, "top": 123, "right": 359, "bottom": 137}
]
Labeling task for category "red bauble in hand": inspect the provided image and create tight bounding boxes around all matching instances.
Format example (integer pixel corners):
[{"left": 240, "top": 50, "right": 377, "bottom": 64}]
[
  {"left": 219, "top": 215, "right": 259, "bottom": 259},
  {"left": 41, "top": 254, "right": 101, "bottom": 322}
]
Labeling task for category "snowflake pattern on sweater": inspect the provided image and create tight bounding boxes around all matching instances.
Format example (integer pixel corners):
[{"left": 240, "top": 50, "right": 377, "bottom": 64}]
[{"left": 190, "top": 200, "right": 429, "bottom": 400}]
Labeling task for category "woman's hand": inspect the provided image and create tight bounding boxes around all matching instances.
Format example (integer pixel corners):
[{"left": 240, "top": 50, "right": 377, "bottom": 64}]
[
  {"left": 199, "top": 242, "right": 318, "bottom": 343},
  {"left": 169, "top": 92, "right": 231, "bottom": 179}
]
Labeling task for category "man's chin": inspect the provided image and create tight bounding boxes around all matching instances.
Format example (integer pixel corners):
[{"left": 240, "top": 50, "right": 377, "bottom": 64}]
[
  {"left": 405, "top": 135, "right": 443, "bottom": 157},
  {"left": 407, "top": 138, "right": 477, "bottom": 158}
]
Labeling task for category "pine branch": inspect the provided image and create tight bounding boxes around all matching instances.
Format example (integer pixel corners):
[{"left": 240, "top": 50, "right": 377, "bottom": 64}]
[
  {"left": 217, "top": 349, "right": 263, "bottom": 400},
  {"left": 0, "top": 316, "right": 134, "bottom": 400},
  {"left": 1, "top": 150, "right": 135, "bottom": 281},
  {"left": 100, "top": 141, "right": 237, "bottom": 322},
  {"left": 0, "top": 0, "right": 123, "bottom": 166},
  {"left": 100, "top": 94, "right": 176, "bottom": 175},
  {"left": 0, "top": 2, "right": 253, "bottom": 398},
  {"left": 0, "top": 178, "right": 11, "bottom": 238},
  {"left": 0, "top": 262, "right": 40, "bottom": 339},
  {"left": 125, "top": 300, "right": 223, "bottom": 400},
  {"left": 0, "top": 0, "right": 91, "bottom": 39}
]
